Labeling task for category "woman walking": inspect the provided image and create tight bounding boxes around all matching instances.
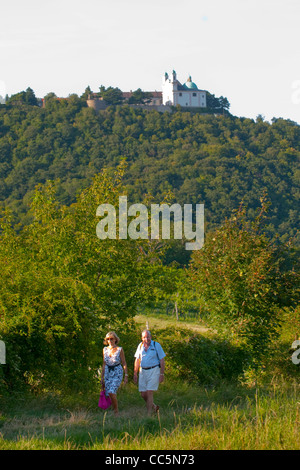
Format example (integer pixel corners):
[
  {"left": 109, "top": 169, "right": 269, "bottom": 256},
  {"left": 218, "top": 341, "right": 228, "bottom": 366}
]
[{"left": 101, "top": 331, "right": 128, "bottom": 416}]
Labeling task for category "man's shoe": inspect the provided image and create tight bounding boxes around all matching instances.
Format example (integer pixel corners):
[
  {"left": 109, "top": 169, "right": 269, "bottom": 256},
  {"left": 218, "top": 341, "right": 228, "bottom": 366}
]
[{"left": 153, "top": 404, "right": 159, "bottom": 413}]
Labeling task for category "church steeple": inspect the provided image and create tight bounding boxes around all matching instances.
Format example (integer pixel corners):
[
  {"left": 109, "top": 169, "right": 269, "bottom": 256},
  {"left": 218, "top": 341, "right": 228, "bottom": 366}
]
[{"left": 162, "top": 69, "right": 207, "bottom": 108}]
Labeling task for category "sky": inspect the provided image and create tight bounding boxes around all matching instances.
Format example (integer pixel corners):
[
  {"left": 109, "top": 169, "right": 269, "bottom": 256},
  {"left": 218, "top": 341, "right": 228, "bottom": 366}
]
[{"left": 1, "top": 0, "right": 300, "bottom": 123}]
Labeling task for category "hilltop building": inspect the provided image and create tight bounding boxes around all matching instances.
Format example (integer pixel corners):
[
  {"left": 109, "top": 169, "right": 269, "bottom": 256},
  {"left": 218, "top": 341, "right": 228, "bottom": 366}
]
[
  {"left": 162, "top": 70, "right": 206, "bottom": 108},
  {"left": 86, "top": 70, "right": 207, "bottom": 112},
  {"left": 122, "top": 91, "right": 162, "bottom": 106},
  {"left": 86, "top": 91, "right": 167, "bottom": 112}
]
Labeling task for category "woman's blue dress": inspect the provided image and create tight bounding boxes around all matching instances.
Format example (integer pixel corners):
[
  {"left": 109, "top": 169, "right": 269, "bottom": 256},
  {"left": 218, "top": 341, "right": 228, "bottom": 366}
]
[{"left": 104, "top": 346, "right": 123, "bottom": 396}]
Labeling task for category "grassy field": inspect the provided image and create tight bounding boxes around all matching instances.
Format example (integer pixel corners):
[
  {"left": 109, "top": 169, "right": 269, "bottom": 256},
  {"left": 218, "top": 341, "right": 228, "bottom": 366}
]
[
  {"left": 0, "top": 314, "right": 299, "bottom": 450},
  {"left": 1, "top": 380, "right": 299, "bottom": 450}
]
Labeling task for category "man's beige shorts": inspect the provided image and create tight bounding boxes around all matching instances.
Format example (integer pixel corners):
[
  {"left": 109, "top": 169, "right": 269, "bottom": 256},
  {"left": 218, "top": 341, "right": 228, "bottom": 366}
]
[{"left": 138, "top": 366, "right": 160, "bottom": 392}]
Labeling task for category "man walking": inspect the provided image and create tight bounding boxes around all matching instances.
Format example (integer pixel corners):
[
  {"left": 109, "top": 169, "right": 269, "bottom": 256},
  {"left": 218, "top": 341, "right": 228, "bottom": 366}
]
[{"left": 133, "top": 330, "right": 166, "bottom": 415}]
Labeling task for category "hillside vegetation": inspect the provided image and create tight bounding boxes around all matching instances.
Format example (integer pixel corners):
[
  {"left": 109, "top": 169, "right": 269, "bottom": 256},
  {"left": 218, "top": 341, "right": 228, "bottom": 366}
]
[
  {"left": 0, "top": 162, "right": 298, "bottom": 394},
  {"left": 0, "top": 96, "right": 299, "bottom": 244}
]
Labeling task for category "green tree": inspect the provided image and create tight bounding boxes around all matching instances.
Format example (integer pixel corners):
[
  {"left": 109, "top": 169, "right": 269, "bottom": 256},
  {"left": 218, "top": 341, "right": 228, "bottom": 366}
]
[
  {"left": 25, "top": 87, "right": 38, "bottom": 106},
  {"left": 128, "top": 89, "right": 153, "bottom": 105},
  {"left": 81, "top": 85, "right": 93, "bottom": 100},
  {"left": 0, "top": 162, "right": 166, "bottom": 391},
  {"left": 206, "top": 92, "right": 230, "bottom": 111},
  {"left": 6, "top": 87, "right": 38, "bottom": 106},
  {"left": 99, "top": 86, "right": 124, "bottom": 105},
  {"left": 188, "top": 195, "right": 299, "bottom": 359},
  {"left": 218, "top": 96, "right": 230, "bottom": 111}
]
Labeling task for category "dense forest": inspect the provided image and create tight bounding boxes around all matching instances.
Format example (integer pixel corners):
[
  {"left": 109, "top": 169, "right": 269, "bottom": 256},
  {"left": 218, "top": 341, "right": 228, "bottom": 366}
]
[{"left": 0, "top": 90, "right": 299, "bottom": 245}]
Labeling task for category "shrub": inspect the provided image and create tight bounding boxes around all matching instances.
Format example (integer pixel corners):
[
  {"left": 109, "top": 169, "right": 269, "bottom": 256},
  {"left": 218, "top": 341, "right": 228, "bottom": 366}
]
[{"left": 153, "top": 327, "right": 249, "bottom": 385}]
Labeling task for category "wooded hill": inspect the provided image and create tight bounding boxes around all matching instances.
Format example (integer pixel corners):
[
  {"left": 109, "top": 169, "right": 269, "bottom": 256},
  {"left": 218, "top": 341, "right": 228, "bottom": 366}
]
[{"left": 0, "top": 93, "right": 299, "bottom": 244}]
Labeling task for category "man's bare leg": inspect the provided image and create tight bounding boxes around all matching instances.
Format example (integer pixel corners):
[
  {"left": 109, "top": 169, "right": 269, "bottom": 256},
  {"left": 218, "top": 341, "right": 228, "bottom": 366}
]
[
  {"left": 141, "top": 391, "right": 154, "bottom": 415},
  {"left": 141, "top": 391, "right": 159, "bottom": 415}
]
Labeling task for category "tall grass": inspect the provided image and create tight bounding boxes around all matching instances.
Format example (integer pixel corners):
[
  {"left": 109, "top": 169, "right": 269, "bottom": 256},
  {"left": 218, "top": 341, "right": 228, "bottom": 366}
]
[
  {"left": 0, "top": 379, "right": 299, "bottom": 450},
  {"left": 1, "top": 313, "right": 299, "bottom": 450}
]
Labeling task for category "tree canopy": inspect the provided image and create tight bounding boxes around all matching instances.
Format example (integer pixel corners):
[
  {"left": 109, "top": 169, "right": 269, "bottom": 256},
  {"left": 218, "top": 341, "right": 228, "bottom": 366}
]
[
  {"left": 0, "top": 162, "right": 169, "bottom": 390},
  {"left": 99, "top": 86, "right": 124, "bottom": 105},
  {"left": 128, "top": 89, "right": 153, "bottom": 105},
  {"left": 188, "top": 194, "right": 299, "bottom": 357},
  {"left": 0, "top": 95, "right": 299, "bottom": 246}
]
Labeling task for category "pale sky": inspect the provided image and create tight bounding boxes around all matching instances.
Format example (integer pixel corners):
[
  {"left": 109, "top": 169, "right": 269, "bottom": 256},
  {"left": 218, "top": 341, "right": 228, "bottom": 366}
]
[{"left": 1, "top": 0, "right": 300, "bottom": 123}]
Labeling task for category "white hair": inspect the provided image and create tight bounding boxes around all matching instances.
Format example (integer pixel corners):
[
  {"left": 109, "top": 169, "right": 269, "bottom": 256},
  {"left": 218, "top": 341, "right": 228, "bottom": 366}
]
[{"left": 142, "top": 329, "right": 151, "bottom": 337}]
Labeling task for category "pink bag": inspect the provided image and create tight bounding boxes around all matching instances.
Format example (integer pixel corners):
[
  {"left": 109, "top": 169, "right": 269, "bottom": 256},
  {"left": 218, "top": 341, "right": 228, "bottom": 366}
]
[{"left": 98, "top": 390, "right": 111, "bottom": 409}]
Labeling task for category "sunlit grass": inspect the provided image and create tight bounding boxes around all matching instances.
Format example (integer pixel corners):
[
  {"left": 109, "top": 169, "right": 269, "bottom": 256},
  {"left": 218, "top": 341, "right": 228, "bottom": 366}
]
[
  {"left": 133, "top": 312, "right": 211, "bottom": 335},
  {"left": 0, "top": 379, "right": 299, "bottom": 450},
  {"left": 1, "top": 314, "right": 299, "bottom": 450}
]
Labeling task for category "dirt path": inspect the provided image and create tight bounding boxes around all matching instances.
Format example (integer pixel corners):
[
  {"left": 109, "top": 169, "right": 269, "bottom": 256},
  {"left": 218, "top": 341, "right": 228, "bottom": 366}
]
[{"left": 134, "top": 314, "right": 210, "bottom": 335}]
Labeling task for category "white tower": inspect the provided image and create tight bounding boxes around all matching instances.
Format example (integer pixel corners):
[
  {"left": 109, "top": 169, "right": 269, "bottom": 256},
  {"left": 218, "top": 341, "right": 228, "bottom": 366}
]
[
  {"left": 162, "top": 70, "right": 178, "bottom": 105},
  {"left": 162, "top": 70, "right": 207, "bottom": 108}
]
